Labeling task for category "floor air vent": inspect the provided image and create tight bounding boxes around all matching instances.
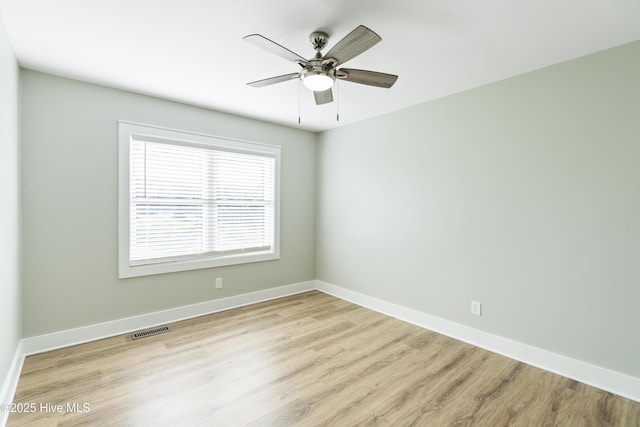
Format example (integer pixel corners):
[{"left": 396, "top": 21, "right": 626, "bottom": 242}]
[{"left": 131, "top": 326, "right": 171, "bottom": 340}]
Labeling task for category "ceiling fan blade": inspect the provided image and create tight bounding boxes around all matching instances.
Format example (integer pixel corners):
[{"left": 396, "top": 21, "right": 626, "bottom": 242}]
[
  {"left": 243, "top": 34, "right": 308, "bottom": 64},
  {"left": 339, "top": 68, "right": 398, "bottom": 88},
  {"left": 324, "top": 25, "right": 381, "bottom": 65},
  {"left": 314, "top": 89, "right": 333, "bottom": 105},
  {"left": 247, "top": 73, "right": 300, "bottom": 88}
]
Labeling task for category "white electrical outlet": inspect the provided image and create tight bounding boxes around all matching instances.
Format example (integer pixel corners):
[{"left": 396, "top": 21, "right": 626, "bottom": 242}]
[
  {"left": 215, "top": 277, "right": 223, "bottom": 289},
  {"left": 471, "top": 300, "right": 482, "bottom": 316}
]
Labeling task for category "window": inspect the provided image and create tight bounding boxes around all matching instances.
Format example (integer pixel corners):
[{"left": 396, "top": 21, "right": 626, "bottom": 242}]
[{"left": 119, "top": 121, "right": 280, "bottom": 278}]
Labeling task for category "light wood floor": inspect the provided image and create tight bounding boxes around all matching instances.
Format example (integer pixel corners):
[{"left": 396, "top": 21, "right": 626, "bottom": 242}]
[{"left": 7, "top": 291, "right": 640, "bottom": 426}]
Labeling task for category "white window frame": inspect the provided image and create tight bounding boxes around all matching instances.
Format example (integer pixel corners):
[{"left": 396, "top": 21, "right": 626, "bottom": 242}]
[{"left": 118, "top": 121, "right": 280, "bottom": 278}]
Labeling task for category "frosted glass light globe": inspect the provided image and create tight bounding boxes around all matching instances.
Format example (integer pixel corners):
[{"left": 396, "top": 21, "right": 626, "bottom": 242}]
[{"left": 303, "top": 72, "right": 334, "bottom": 91}]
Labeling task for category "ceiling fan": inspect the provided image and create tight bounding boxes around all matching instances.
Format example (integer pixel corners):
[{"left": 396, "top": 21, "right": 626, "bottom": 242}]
[{"left": 243, "top": 25, "right": 398, "bottom": 105}]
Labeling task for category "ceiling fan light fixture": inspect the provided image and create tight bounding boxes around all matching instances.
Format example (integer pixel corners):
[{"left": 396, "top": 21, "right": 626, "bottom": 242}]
[
  {"left": 244, "top": 25, "right": 398, "bottom": 107},
  {"left": 302, "top": 71, "right": 335, "bottom": 91}
]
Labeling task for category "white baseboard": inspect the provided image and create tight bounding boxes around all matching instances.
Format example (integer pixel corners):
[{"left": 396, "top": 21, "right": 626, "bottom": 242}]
[
  {"left": 316, "top": 280, "right": 640, "bottom": 403},
  {"left": 21, "top": 280, "right": 315, "bottom": 356},
  {"left": 3, "top": 281, "right": 314, "bottom": 427},
  {"left": 9, "top": 278, "right": 639, "bottom": 413},
  {"left": 0, "top": 340, "right": 24, "bottom": 427}
]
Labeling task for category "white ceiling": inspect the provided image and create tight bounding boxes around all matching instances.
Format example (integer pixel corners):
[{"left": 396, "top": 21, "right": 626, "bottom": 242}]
[{"left": 1, "top": 0, "right": 639, "bottom": 132}]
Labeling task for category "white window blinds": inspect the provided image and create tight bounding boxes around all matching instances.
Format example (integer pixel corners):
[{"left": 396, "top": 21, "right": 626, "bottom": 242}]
[{"left": 119, "top": 122, "right": 280, "bottom": 278}]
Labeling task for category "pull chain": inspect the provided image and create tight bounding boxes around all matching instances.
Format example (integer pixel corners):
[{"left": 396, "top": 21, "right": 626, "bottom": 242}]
[
  {"left": 336, "top": 80, "right": 340, "bottom": 122},
  {"left": 298, "top": 79, "right": 302, "bottom": 125}
]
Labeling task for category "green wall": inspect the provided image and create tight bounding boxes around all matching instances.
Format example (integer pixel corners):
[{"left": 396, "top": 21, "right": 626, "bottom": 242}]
[
  {"left": 0, "top": 14, "right": 21, "bottom": 399},
  {"left": 20, "top": 71, "right": 317, "bottom": 336},
  {"left": 317, "top": 41, "right": 640, "bottom": 377}
]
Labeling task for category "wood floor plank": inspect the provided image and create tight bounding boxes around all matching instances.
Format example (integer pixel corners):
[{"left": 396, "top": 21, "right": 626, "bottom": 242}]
[{"left": 7, "top": 291, "right": 640, "bottom": 426}]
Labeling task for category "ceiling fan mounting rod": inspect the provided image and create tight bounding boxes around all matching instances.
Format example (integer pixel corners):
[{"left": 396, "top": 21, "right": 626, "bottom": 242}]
[{"left": 309, "top": 31, "right": 329, "bottom": 53}]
